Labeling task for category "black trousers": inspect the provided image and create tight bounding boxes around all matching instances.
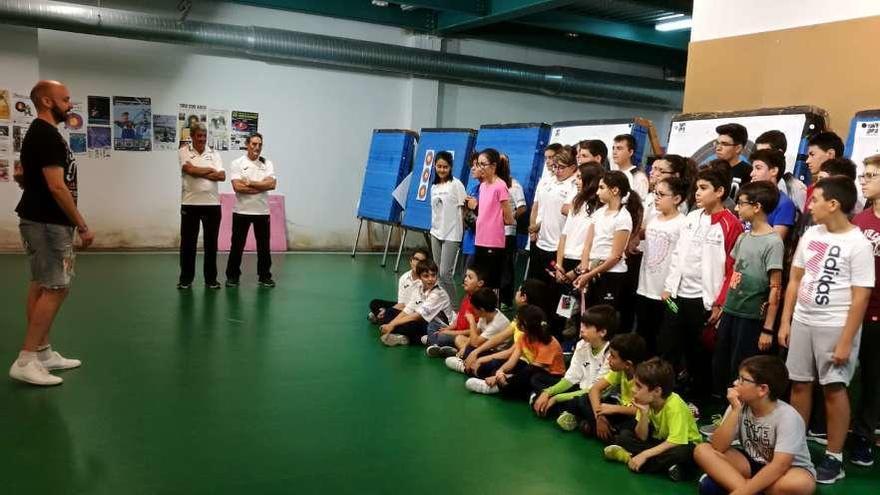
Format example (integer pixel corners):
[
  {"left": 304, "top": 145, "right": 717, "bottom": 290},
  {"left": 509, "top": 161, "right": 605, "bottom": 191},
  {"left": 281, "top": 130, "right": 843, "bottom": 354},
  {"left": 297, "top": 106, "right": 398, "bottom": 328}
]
[
  {"left": 179, "top": 205, "right": 221, "bottom": 284},
  {"left": 658, "top": 296, "right": 711, "bottom": 400},
  {"left": 369, "top": 299, "right": 398, "bottom": 316},
  {"left": 225, "top": 213, "right": 272, "bottom": 281},
  {"left": 474, "top": 246, "right": 504, "bottom": 290},
  {"left": 854, "top": 321, "right": 880, "bottom": 442},
  {"left": 618, "top": 251, "right": 642, "bottom": 332},
  {"left": 380, "top": 307, "right": 427, "bottom": 342},
  {"left": 613, "top": 428, "right": 696, "bottom": 475},
  {"left": 712, "top": 313, "right": 763, "bottom": 396},
  {"left": 499, "top": 235, "right": 518, "bottom": 306},
  {"left": 499, "top": 361, "right": 560, "bottom": 401},
  {"left": 635, "top": 295, "right": 665, "bottom": 356},
  {"left": 527, "top": 245, "right": 557, "bottom": 285}
]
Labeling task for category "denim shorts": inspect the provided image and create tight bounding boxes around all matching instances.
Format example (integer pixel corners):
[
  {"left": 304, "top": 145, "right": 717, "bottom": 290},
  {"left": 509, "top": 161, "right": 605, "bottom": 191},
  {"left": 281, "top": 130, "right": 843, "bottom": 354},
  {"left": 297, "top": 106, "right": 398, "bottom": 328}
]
[{"left": 19, "top": 219, "right": 76, "bottom": 289}]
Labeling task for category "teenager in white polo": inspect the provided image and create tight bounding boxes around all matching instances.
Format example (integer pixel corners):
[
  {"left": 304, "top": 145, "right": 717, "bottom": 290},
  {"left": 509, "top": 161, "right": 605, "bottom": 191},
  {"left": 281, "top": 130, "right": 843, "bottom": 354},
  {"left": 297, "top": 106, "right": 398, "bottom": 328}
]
[
  {"left": 178, "top": 123, "right": 225, "bottom": 289},
  {"left": 225, "top": 132, "right": 277, "bottom": 288}
]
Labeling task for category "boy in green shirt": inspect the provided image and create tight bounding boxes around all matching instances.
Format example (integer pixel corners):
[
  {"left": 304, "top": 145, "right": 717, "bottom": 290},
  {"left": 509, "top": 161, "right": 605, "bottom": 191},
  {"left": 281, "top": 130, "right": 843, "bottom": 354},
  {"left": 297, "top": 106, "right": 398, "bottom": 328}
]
[
  {"left": 585, "top": 333, "right": 648, "bottom": 442},
  {"left": 604, "top": 357, "right": 701, "bottom": 481}
]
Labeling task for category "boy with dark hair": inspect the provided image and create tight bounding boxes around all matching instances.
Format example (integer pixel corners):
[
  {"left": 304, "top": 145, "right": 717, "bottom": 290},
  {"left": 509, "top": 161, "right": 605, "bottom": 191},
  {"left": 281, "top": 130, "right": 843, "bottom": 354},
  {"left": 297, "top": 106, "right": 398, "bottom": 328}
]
[
  {"left": 379, "top": 259, "right": 454, "bottom": 347},
  {"left": 715, "top": 123, "right": 751, "bottom": 196},
  {"left": 749, "top": 149, "right": 798, "bottom": 240},
  {"left": 695, "top": 356, "right": 816, "bottom": 495},
  {"left": 612, "top": 133, "right": 648, "bottom": 199},
  {"left": 755, "top": 130, "right": 787, "bottom": 153},
  {"left": 712, "top": 181, "right": 784, "bottom": 395},
  {"left": 804, "top": 131, "right": 844, "bottom": 210},
  {"left": 368, "top": 248, "right": 429, "bottom": 324},
  {"left": 585, "top": 332, "right": 648, "bottom": 442},
  {"left": 818, "top": 157, "right": 857, "bottom": 181},
  {"left": 532, "top": 304, "right": 617, "bottom": 431},
  {"left": 778, "top": 176, "right": 875, "bottom": 483},
  {"left": 604, "top": 357, "right": 701, "bottom": 481},
  {"left": 453, "top": 287, "right": 510, "bottom": 357},
  {"left": 661, "top": 161, "right": 743, "bottom": 400},
  {"left": 424, "top": 265, "right": 486, "bottom": 356}
]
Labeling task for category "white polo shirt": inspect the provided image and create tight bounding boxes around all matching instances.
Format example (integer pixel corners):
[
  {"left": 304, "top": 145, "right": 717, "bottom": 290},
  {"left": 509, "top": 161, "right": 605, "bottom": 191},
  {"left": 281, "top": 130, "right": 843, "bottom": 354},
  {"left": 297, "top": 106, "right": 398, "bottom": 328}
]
[
  {"left": 229, "top": 155, "right": 276, "bottom": 215},
  {"left": 534, "top": 174, "right": 577, "bottom": 251},
  {"left": 179, "top": 144, "right": 224, "bottom": 205}
]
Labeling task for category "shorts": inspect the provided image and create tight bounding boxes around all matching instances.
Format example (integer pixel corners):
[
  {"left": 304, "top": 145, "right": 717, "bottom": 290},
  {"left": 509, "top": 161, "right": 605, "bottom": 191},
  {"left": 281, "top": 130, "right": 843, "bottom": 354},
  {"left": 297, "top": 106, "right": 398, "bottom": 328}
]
[
  {"left": 786, "top": 319, "right": 860, "bottom": 386},
  {"left": 19, "top": 219, "right": 76, "bottom": 289}
]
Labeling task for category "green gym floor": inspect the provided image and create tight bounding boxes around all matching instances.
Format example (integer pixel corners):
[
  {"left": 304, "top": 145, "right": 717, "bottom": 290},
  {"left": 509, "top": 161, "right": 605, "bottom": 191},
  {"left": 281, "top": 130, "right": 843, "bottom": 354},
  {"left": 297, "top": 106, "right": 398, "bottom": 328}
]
[{"left": 0, "top": 253, "right": 877, "bottom": 494}]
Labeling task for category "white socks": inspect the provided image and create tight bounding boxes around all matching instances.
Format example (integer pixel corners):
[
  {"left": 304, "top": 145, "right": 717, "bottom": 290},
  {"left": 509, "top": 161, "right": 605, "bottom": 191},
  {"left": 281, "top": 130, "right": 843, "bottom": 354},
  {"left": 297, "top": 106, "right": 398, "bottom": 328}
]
[
  {"left": 16, "top": 350, "right": 38, "bottom": 366},
  {"left": 37, "top": 344, "right": 52, "bottom": 361}
]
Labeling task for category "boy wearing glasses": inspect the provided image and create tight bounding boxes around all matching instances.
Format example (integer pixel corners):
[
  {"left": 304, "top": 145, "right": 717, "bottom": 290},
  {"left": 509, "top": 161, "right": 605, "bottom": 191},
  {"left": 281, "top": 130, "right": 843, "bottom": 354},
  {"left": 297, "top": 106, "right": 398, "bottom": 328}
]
[
  {"left": 715, "top": 123, "right": 752, "bottom": 198},
  {"left": 368, "top": 248, "right": 429, "bottom": 324},
  {"left": 778, "top": 176, "right": 874, "bottom": 484},
  {"left": 695, "top": 355, "right": 816, "bottom": 495},
  {"left": 712, "top": 182, "right": 784, "bottom": 396},
  {"left": 849, "top": 154, "right": 880, "bottom": 466}
]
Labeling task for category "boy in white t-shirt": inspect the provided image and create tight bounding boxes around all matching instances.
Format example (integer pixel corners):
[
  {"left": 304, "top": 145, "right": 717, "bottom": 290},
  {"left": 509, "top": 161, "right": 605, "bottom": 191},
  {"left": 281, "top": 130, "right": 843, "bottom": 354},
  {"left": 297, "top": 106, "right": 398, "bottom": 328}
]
[
  {"left": 778, "top": 176, "right": 875, "bottom": 484},
  {"left": 368, "top": 248, "right": 428, "bottom": 324},
  {"left": 380, "top": 259, "right": 454, "bottom": 347},
  {"left": 453, "top": 288, "right": 511, "bottom": 357},
  {"left": 224, "top": 133, "right": 277, "bottom": 288}
]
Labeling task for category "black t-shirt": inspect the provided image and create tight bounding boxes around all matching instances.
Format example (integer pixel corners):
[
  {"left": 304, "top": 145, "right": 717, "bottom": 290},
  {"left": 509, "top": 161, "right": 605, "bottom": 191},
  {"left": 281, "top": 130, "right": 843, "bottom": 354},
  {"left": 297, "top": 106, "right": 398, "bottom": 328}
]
[
  {"left": 15, "top": 119, "right": 78, "bottom": 226},
  {"left": 729, "top": 160, "right": 752, "bottom": 199}
]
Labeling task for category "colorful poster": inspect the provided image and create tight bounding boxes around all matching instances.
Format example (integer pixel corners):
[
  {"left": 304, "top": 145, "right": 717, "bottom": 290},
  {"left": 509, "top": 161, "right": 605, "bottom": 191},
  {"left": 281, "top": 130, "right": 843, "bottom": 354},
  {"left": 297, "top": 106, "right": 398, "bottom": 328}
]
[
  {"left": 230, "top": 110, "right": 258, "bottom": 150},
  {"left": 417, "top": 149, "right": 435, "bottom": 201},
  {"left": 178, "top": 103, "right": 207, "bottom": 147},
  {"left": 69, "top": 133, "right": 87, "bottom": 154},
  {"left": 13, "top": 125, "right": 24, "bottom": 153},
  {"left": 0, "top": 158, "right": 9, "bottom": 182},
  {"left": 87, "top": 96, "right": 110, "bottom": 126},
  {"left": 112, "top": 96, "right": 152, "bottom": 151},
  {"left": 87, "top": 126, "right": 111, "bottom": 159},
  {"left": 63, "top": 101, "right": 85, "bottom": 132},
  {"left": 0, "top": 89, "right": 10, "bottom": 121},
  {"left": 208, "top": 108, "right": 229, "bottom": 151},
  {"left": 152, "top": 114, "right": 178, "bottom": 151},
  {"left": 12, "top": 92, "right": 35, "bottom": 125},
  {"left": 0, "top": 125, "right": 10, "bottom": 154}
]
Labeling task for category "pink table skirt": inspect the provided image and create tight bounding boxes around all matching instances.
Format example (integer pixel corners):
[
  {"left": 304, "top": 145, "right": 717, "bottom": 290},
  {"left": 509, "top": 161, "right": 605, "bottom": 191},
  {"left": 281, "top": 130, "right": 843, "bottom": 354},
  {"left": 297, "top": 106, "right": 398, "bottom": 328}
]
[{"left": 218, "top": 193, "right": 288, "bottom": 252}]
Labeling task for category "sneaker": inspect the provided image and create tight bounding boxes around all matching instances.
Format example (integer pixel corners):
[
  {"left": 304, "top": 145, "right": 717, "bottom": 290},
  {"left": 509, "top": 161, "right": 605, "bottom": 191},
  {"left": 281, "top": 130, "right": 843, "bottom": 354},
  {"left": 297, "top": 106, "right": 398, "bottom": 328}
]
[
  {"left": 529, "top": 392, "right": 537, "bottom": 407},
  {"left": 698, "top": 474, "right": 726, "bottom": 495},
  {"left": 258, "top": 278, "right": 276, "bottom": 288},
  {"left": 556, "top": 411, "right": 578, "bottom": 431},
  {"left": 419, "top": 335, "right": 428, "bottom": 345},
  {"left": 603, "top": 445, "right": 632, "bottom": 464},
  {"left": 850, "top": 436, "right": 875, "bottom": 467},
  {"left": 445, "top": 356, "right": 465, "bottom": 374},
  {"left": 39, "top": 351, "right": 81, "bottom": 371},
  {"left": 465, "top": 377, "right": 499, "bottom": 394},
  {"left": 206, "top": 281, "right": 222, "bottom": 289},
  {"left": 380, "top": 333, "right": 409, "bottom": 346},
  {"left": 176, "top": 282, "right": 192, "bottom": 290},
  {"left": 9, "top": 360, "right": 63, "bottom": 386},
  {"left": 437, "top": 346, "right": 458, "bottom": 357},
  {"left": 667, "top": 463, "right": 685, "bottom": 482},
  {"left": 687, "top": 401, "right": 701, "bottom": 421},
  {"left": 425, "top": 345, "right": 444, "bottom": 357},
  {"left": 700, "top": 414, "right": 724, "bottom": 438},
  {"left": 225, "top": 279, "right": 239, "bottom": 288},
  {"left": 816, "top": 454, "right": 845, "bottom": 484},
  {"left": 807, "top": 429, "right": 829, "bottom": 445}
]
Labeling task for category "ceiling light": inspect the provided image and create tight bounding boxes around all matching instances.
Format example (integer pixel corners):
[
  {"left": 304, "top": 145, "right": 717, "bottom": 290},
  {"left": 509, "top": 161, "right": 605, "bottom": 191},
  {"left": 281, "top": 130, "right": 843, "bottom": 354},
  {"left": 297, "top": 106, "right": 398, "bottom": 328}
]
[
  {"left": 566, "top": 32, "right": 579, "bottom": 38},
  {"left": 655, "top": 13, "right": 684, "bottom": 22},
  {"left": 655, "top": 17, "right": 692, "bottom": 32},
  {"left": 371, "top": 0, "right": 389, "bottom": 7}
]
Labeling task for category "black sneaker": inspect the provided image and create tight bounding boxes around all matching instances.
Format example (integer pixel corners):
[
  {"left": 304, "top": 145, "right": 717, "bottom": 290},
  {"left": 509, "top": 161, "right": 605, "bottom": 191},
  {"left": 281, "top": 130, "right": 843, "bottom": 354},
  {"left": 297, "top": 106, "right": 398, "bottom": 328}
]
[
  {"left": 816, "top": 454, "right": 845, "bottom": 484},
  {"left": 850, "top": 436, "right": 875, "bottom": 467},
  {"left": 225, "top": 279, "right": 239, "bottom": 288},
  {"left": 176, "top": 282, "right": 192, "bottom": 290},
  {"left": 667, "top": 463, "right": 685, "bottom": 482},
  {"left": 807, "top": 428, "right": 828, "bottom": 445},
  {"left": 206, "top": 281, "right": 222, "bottom": 290},
  {"left": 258, "top": 278, "right": 276, "bottom": 288}
]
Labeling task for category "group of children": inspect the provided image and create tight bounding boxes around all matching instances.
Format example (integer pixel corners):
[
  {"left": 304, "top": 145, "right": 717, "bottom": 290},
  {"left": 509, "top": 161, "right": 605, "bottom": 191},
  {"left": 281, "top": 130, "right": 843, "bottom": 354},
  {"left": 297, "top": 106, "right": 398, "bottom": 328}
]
[{"left": 366, "top": 125, "right": 880, "bottom": 493}]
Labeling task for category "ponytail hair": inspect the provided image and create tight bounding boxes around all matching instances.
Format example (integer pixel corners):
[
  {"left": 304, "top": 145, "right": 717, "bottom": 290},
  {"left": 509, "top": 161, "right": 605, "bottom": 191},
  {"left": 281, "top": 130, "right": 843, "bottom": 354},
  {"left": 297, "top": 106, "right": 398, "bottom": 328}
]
[
  {"left": 497, "top": 152, "right": 512, "bottom": 187},
  {"left": 516, "top": 304, "right": 552, "bottom": 344},
  {"left": 603, "top": 170, "right": 644, "bottom": 235},
  {"left": 572, "top": 162, "right": 604, "bottom": 215}
]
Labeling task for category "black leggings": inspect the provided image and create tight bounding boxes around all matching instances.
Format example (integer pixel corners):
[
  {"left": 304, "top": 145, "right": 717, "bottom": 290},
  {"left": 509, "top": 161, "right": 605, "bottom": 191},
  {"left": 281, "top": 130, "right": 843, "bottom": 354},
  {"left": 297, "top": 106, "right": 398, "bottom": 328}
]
[
  {"left": 474, "top": 246, "right": 504, "bottom": 290},
  {"left": 613, "top": 428, "right": 696, "bottom": 475}
]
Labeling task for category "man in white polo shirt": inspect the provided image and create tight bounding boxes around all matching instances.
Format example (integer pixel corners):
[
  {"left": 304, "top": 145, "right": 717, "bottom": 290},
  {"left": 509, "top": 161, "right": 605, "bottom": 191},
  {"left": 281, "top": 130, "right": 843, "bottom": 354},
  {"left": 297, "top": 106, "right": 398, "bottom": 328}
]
[
  {"left": 225, "top": 133, "right": 277, "bottom": 288},
  {"left": 178, "top": 123, "right": 225, "bottom": 289}
]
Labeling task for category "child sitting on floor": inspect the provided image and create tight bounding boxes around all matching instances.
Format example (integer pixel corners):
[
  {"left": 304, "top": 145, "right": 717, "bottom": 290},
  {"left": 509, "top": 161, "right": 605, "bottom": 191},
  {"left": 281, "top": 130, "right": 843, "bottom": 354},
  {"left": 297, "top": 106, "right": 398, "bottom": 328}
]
[
  {"left": 379, "top": 259, "right": 453, "bottom": 346},
  {"left": 424, "top": 265, "right": 485, "bottom": 356},
  {"left": 585, "top": 332, "right": 648, "bottom": 442},
  {"left": 437, "top": 287, "right": 509, "bottom": 359},
  {"left": 368, "top": 248, "right": 429, "bottom": 324}
]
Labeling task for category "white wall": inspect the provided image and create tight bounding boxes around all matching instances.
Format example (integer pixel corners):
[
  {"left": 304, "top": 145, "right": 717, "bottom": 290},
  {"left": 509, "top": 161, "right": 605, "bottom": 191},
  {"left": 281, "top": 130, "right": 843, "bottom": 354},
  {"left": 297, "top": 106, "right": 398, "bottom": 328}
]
[
  {"left": 0, "top": 1, "right": 681, "bottom": 251},
  {"left": 692, "top": 0, "right": 880, "bottom": 42}
]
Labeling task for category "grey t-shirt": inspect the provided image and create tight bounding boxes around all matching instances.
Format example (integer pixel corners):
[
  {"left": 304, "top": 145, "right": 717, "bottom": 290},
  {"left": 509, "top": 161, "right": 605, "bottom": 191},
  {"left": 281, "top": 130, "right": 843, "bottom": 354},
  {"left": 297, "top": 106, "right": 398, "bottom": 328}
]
[
  {"left": 723, "top": 231, "right": 784, "bottom": 319},
  {"left": 731, "top": 401, "right": 815, "bottom": 477}
]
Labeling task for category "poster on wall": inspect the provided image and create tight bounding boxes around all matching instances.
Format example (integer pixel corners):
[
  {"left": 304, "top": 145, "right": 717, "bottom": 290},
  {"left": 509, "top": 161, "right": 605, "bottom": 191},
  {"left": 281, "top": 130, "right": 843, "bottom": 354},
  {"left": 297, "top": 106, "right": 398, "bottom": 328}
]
[
  {"left": 152, "top": 114, "right": 178, "bottom": 151},
  {"left": 0, "top": 125, "right": 10, "bottom": 155},
  {"left": 63, "top": 101, "right": 85, "bottom": 132},
  {"left": 112, "top": 96, "right": 152, "bottom": 151},
  {"left": 230, "top": 110, "right": 258, "bottom": 150},
  {"left": 12, "top": 125, "right": 24, "bottom": 153},
  {"left": 0, "top": 158, "right": 9, "bottom": 182},
  {"left": 69, "top": 133, "right": 87, "bottom": 154},
  {"left": 87, "top": 126, "right": 111, "bottom": 159},
  {"left": 87, "top": 96, "right": 110, "bottom": 126},
  {"left": 178, "top": 103, "right": 207, "bottom": 147},
  {"left": 12, "top": 92, "right": 35, "bottom": 126},
  {"left": 0, "top": 89, "right": 10, "bottom": 121},
  {"left": 208, "top": 108, "right": 230, "bottom": 151}
]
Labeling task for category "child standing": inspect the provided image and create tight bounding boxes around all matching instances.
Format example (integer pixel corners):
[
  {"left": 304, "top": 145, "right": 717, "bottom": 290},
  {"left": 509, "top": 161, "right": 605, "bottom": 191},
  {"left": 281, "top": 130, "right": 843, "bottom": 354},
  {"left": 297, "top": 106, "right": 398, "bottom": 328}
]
[
  {"left": 779, "top": 176, "right": 874, "bottom": 483},
  {"left": 368, "top": 248, "right": 429, "bottom": 324},
  {"left": 379, "top": 259, "right": 454, "bottom": 346},
  {"left": 695, "top": 355, "right": 815, "bottom": 495},
  {"left": 469, "top": 148, "right": 514, "bottom": 290},
  {"left": 465, "top": 304, "right": 565, "bottom": 399},
  {"left": 423, "top": 265, "right": 485, "bottom": 355},
  {"left": 604, "top": 358, "right": 701, "bottom": 481},
  {"left": 429, "top": 151, "right": 467, "bottom": 300},
  {"left": 532, "top": 304, "right": 616, "bottom": 431},
  {"left": 712, "top": 181, "right": 784, "bottom": 395}
]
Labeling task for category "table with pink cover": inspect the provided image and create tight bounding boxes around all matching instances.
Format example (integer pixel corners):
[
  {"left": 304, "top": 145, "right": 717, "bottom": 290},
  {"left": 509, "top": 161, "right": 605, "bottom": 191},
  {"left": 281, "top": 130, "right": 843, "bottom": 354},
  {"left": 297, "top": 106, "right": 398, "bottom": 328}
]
[{"left": 219, "top": 193, "right": 288, "bottom": 252}]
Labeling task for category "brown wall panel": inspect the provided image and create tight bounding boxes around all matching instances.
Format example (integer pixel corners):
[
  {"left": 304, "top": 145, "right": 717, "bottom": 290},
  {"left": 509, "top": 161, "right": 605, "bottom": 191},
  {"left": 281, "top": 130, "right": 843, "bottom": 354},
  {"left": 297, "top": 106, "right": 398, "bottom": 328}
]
[{"left": 683, "top": 15, "right": 880, "bottom": 133}]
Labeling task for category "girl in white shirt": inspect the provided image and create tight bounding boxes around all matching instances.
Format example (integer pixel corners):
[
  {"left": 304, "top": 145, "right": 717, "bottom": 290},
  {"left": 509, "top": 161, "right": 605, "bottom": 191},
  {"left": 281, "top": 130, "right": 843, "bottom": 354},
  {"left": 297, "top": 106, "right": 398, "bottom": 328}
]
[
  {"left": 430, "top": 151, "right": 467, "bottom": 301},
  {"left": 574, "top": 170, "right": 643, "bottom": 309},
  {"left": 556, "top": 162, "right": 604, "bottom": 283}
]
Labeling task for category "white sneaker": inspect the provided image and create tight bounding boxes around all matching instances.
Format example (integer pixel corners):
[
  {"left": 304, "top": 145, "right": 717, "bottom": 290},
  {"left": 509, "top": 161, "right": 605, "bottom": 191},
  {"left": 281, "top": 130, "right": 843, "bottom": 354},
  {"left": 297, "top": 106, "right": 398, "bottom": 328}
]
[
  {"left": 445, "top": 356, "right": 466, "bottom": 373},
  {"left": 420, "top": 335, "right": 428, "bottom": 345},
  {"left": 39, "top": 351, "right": 82, "bottom": 371},
  {"left": 465, "top": 377, "right": 499, "bottom": 394},
  {"left": 380, "top": 333, "right": 409, "bottom": 347},
  {"left": 9, "top": 360, "right": 63, "bottom": 386}
]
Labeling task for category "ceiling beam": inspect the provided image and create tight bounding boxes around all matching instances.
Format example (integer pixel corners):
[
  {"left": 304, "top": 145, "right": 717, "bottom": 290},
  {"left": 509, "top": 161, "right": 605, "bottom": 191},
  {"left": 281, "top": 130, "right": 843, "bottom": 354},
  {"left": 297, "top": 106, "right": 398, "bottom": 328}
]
[
  {"left": 437, "top": 0, "right": 578, "bottom": 33},
  {"left": 515, "top": 12, "right": 689, "bottom": 50},
  {"left": 231, "top": 1, "right": 436, "bottom": 31},
  {"left": 400, "top": 1, "right": 486, "bottom": 15}
]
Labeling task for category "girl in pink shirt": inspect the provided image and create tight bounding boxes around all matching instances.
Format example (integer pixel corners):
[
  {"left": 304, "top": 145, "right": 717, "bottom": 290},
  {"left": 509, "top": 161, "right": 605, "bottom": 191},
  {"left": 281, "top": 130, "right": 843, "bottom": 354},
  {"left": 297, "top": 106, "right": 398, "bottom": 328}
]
[{"left": 467, "top": 148, "right": 514, "bottom": 290}]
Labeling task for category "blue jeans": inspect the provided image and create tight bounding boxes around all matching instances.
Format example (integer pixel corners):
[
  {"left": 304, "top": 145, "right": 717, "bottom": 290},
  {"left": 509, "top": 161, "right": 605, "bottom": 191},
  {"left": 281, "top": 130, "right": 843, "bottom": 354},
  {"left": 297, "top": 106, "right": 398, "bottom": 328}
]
[
  {"left": 19, "top": 219, "right": 75, "bottom": 289},
  {"left": 425, "top": 320, "right": 456, "bottom": 346}
]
